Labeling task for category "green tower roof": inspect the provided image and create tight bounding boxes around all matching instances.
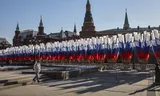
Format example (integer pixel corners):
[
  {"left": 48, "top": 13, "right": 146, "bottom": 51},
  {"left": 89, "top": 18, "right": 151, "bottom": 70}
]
[
  {"left": 84, "top": 0, "right": 93, "bottom": 23},
  {"left": 123, "top": 9, "right": 130, "bottom": 30},
  {"left": 16, "top": 23, "right": 20, "bottom": 31},
  {"left": 124, "top": 9, "right": 129, "bottom": 26},
  {"left": 39, "top": 15, "right": 43, "bottom": 27}
]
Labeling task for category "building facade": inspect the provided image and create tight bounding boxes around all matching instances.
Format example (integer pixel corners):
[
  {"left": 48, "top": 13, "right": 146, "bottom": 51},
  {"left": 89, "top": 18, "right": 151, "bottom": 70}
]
[
  {"left": 13, "top": 0, "right": 160, "bottom": 46},
  {"left": 13, "top": 17, "right": 78, "bottom": 46},
  {"left": 11, "top": 0, "right": 160, "bottom": 64},
  {"left": 0, "top": 38, "right": 11, "bottom": 49},
  {"left": 79, "top": 0, "right": 160, "bottom": 64}
]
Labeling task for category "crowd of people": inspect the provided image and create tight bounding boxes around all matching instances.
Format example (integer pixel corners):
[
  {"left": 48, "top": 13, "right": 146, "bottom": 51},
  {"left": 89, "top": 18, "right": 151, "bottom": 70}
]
[{"left": 0, "top": 29, "right": 160, "bottom": 64}]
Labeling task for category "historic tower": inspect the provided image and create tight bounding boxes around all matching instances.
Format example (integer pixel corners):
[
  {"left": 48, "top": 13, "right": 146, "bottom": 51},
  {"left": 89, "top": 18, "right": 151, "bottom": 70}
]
[
  {"left": 37, "top": 16, "right": 44, "bottom": 35},
  {"left": 123, "top": 9, "right": 130, "bottom": 30},
  {"left": 13, "top": 23, "right": 21, "bottom": 46},
  {"left": 73, "top": 23, "right": 77, "bottom": 35},
  {"left": 15, "top": 23, "right": 20, "bottom": 37},
  {"left": 80, "top": 0, "right": 96, "bottom": 37}
]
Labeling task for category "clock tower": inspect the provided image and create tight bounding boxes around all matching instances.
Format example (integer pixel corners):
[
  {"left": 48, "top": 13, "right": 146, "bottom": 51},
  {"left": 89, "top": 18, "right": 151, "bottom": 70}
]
[{"left": 80, "top": 0, "right": 96, "bottom": 37}]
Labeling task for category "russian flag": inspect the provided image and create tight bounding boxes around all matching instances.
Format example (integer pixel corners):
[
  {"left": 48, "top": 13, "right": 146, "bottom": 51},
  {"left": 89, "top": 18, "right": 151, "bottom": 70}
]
[
  {"left": 87, "top": 43, "right": 94, "bottom": 61},
  {"left": 80, "top": 43, "right": 87, "bottom": 61},
  {"left": 134, "top": 32, "right": 150, "bottom": 63},
  {"left": 76, "top": 44, "right": 84, "bottom": 61},
  {"left": 99, "top": 43, "right": 107, "bottom": 61},
  {"left": 107, "top": 36, "right": 120, "bottom": 63},
  {"left": 50, "top": 46, "right": 55, "bottom": 61},
  {"left": 91, "top": 38, "right": 98, "bottom": 61},
  {"left": 119, "top": 34, "right": 133, "bottom": 64},
  {"left": 151, "top": 30, "right": 160, "bottom": 61}
]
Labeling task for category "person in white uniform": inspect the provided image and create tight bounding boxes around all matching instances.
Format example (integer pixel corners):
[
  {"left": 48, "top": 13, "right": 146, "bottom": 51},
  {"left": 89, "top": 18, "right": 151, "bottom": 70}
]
[{"left": 33, "top": 60, "right": 41, "bottom": 82}]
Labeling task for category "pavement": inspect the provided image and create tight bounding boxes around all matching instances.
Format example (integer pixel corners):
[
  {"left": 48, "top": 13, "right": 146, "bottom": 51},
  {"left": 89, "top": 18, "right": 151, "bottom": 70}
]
[
  {"left": 0, "top": 66, "right": 32, "bottom": 71},
  {"left": 0, "top": 70, "right": 33, "bottom": 79},
  {"left": 0, "top": 69, "right": 159, "bottom": 96},
  {"left": 0, "top": 70, "right": 35, "bottom": 90}
]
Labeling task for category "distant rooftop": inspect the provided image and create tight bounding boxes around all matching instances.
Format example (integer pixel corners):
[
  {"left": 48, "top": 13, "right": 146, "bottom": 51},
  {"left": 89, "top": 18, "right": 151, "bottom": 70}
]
[
  {"left": 0, "top": 37, "right": 11, "bottom": 45},
  {"left": 19, "top": 29, "right": 38, "bottom": 41}
]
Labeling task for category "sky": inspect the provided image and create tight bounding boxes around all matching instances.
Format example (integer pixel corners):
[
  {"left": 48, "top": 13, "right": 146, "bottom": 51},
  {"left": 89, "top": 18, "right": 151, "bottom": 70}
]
[{"left": 0, "top": 0, "right": 160, "bottom": 44}]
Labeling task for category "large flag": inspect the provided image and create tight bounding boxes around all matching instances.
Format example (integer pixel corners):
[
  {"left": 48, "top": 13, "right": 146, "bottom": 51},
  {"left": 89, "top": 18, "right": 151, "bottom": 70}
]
[
  {"left": 151, "top": 30, "right": 160, "bottom": 60},
  {"left": 134, "top": 31, "right": 150, "bottom": 63},
  {"left": 107, "top": 35, "right": 120, "bottom": 63},
  {"left": 98, "top": 36, "right": 107, "bottom": 61},
  {"left": 119, "top": 33, "right": 133, "bottom": 63},
  {"left": 87, "top": 38, "right": 93, "bottom": 61}
]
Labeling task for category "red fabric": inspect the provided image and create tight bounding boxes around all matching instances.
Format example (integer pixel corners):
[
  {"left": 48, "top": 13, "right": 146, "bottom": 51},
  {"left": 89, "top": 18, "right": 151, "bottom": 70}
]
[
  {"left": 7, "top": 57, "right": 11, "bottom": 61},
  {"left": 46, "top": 55, "right": 50, "bottom": 60},
  {"left": 19, "top": 56, "right": 23, "bottom": 60},
  {"left": 57, "top": 54, "right": 61, "bottom": 60},
  {"left": 64, "top": 54, "right": 69, "bottom": 60},
  {"left": 69, "top": 55, "right": 73, "bottom": 60},
  {"left": 49, "top": 55, "right": 52, "bottom": 60},
  {"left": 120, "top": 51, "right": 132, "bottom": 60},
  {"left": 108, "top": 54, "right": 119, "bottom": 60},
  {"left": 40, "top": 55, "right": 48, "bottom": 60},
  {"left": 4, "top": 57, "right": 7, "bottom": 61},
  {"left": 61, "top": 55, "right": 65, "bottom": 60},
  {"left": 136, "top": 50, "right": 149, "bottom": 61},
  {"left": 77, "top": 54, "right": 84, "bottom": 61},
  {"left": 72, "top": 54, "right": 77, "bottom": 61},
  {"left": 28, "top": 56, "right": 32, "bottom": 60},
  {"left": 42, "top": 55, "right": 46, "bottom": 60},
  {"left": 21, "top": 56, "right": 25, "bottom": 61},
  {"left": 15, "top": 57, "right": 19, "bottom": 61},
  {"left": 17, "top": 56, "right": 21, "bottom": 60},
  {"left": 105, "top": 54, "right": 108, "bottom": 59},
  {"left": 46, "top": 55, "right": 49, "bottom": 60},
  {"left": 154, "top": 51, "right": 160, "bottom": 59},
  {"left": 51, "top": 56, "right": 55, "bottom": 60},
  {"left": 74, "top": 54, "right": 79, "bottom": 61},
  {"left": 87, "top": 53, "right": 107, "bottom": 61},
  {"left": 95, "top": 53, "right": 100, "bottom": 61},
  {"left": 88, "top": 54, "right": 94, "bottom": 61},
  {"left": 32, "top": 56, "right": 35, "bottom": 60},
  {"left": 75, "top": 55, "right": 78, "bottom": 61},
  {"left": 99, "top": 54, "right": 106, "bottom": 61},
  {"left": 35, "top": 56, "right": 40, "bottom": 60}
]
